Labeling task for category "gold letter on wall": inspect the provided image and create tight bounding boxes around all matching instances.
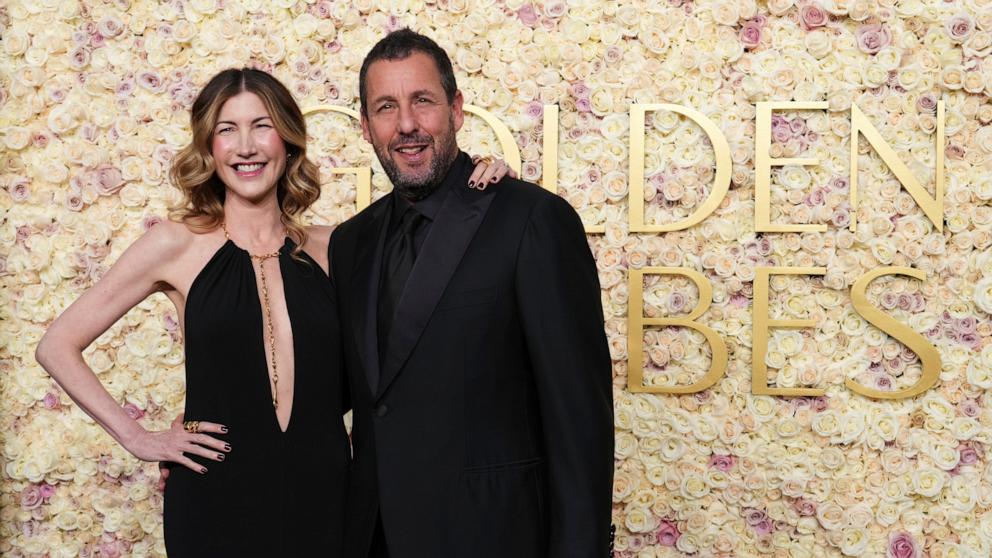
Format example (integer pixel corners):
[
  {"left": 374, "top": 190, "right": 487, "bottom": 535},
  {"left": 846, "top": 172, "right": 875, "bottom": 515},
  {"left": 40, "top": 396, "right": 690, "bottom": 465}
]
[
  {"left": 847, "top": 267, "right": 941, "bottom": 399},
  {"left": 628, "top": 104, "right": 731, "bottom": 232},
  {"left": 849, "top": 102, "right": 945, "bottom": 232},
  {"left": 627, "top": 268, "right": 728, "bottom": 393},
  {"left": 302, "top": 105, "right": 372, "bottom": 211},
  {"left": 752, "top": 267, "right": 826, "bottom": 396},
  {"left": 755, "top": 101, "right": 829, "bottom": 232},
  {"left": 463, "top": 104, "right": 522, "bottom": 176}
]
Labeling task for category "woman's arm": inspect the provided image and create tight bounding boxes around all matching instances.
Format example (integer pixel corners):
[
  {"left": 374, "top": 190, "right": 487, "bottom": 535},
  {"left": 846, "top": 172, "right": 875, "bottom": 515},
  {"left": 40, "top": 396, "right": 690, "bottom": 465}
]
[{"left": 36, "top": 221, "right": 229, "bottom": 473}]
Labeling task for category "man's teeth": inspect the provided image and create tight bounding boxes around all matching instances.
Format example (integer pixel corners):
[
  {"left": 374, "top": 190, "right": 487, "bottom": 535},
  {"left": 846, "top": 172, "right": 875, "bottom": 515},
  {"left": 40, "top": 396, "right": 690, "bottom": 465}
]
[
  {"left": 235, "top": 163, "right": 264, "bottom": 172},
  {"left": 397, "top": 146, "right": 426, "bottom": 154}
]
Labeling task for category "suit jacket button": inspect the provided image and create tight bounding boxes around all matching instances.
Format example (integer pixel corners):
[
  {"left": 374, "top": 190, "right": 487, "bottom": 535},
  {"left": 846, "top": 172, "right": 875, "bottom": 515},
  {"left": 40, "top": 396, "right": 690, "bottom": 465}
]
[{"left": 375, "top": 404, "right": 389, "bottom": 418}]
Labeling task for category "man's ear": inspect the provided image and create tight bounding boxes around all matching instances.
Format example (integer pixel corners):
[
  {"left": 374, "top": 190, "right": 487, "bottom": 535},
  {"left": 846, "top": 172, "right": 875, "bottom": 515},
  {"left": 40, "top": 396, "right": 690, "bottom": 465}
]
[
  {"left": 451, "top": 90, "right": 465, "bottom": 132},
  {"left": 360, "top": 111, "right": 372, "bottom": 143}
]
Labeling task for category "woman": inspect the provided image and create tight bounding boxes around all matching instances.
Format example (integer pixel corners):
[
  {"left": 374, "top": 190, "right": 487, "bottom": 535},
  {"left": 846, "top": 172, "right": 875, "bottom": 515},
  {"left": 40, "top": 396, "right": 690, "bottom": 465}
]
[{"left": 35, "top": 68, "right": 512, "bottom": 556}]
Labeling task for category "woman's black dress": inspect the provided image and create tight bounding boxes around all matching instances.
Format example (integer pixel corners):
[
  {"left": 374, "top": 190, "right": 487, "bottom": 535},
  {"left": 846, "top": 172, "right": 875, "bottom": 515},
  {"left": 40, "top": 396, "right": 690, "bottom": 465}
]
[{"left": 164, "top": 238, "right": 349, "bottom": 557}]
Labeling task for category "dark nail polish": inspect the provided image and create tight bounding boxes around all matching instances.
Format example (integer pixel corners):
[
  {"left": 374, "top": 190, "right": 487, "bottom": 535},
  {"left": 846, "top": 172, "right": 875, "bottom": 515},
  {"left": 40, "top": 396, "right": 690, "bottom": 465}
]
[
  {"left": 217, "top": 454, "right": 225, "bottom": 460},
  {"left": 491, "top": 176, "right": 498, "bottom": 182},
  {"left": 224, "top": 445, "right": 231, "bottom": 451},
  {"left": 467, "top": 181, "right": 475, "bottom": 188},
  {"left": 200, "top": 467, "right": 207, "bottom": 473},
  {"left": 220, "top": 426, "right": 228, "bottom": 433}
]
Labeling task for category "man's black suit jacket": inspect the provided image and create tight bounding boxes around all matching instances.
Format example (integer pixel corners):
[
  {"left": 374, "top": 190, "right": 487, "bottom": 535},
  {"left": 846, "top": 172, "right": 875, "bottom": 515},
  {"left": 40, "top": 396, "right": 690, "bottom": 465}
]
[{"left": 328, "top": 153, "right": 614, "bottom": 558}]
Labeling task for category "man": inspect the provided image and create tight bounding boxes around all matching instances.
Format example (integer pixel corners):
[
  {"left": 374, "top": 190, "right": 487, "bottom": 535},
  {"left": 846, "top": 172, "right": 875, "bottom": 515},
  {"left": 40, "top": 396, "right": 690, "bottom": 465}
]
[{"left": 329, "top": 29, "right": 614, "bottom": 558}]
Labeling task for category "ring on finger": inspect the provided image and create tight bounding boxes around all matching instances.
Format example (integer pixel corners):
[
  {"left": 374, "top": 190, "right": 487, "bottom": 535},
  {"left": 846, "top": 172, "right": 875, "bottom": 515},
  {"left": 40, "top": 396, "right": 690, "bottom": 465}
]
[{"left": 183, "top": 420, "right": 200, "bottom": 433}]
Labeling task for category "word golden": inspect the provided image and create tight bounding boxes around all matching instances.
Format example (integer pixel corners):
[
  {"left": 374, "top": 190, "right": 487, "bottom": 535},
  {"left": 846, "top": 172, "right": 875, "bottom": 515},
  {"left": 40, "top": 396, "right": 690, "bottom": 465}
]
[{"left": 304, "top": 100, "right": 946, "bottom": 400}]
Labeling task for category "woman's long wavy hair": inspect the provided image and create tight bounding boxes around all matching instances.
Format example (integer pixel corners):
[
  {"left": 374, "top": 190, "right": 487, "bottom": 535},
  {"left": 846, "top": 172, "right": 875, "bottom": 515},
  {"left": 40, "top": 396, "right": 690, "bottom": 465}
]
[{"left": 169, "top": 68, "right": 319, "bottom": 255}]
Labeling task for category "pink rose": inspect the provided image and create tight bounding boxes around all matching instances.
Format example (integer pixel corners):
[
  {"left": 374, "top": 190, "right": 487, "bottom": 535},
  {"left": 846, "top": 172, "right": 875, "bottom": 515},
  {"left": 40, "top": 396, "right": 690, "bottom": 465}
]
[
  {"left": 959, "top": 400, "right": 981, "bottom": 418},
  {"left": 744, "top": 508, "right": 767, "bottom": 526},
  {"left": 754, "top": 519, "right": 774, "bottom": 535},
  {"left": 142, "top": 214, "right": 164, "bottom": 232},
  {"left": 875, "top": 374, "right": 893, "bottom": 390},
  {"left": 958, "top": 443, "right": 979, "bottom": 465},
  {"left": 543, "top": 1, "right": 567, "bottom": 18},
  {"left": 43, "top": 392, "right": 60, "bottom": 410},
  {"left": 93, "top": 165, "right": 125, "bottom": 196},
  {"left": 65, "top": 190, "right": 84, "bottom": 212},
  {"left": 945, "top": 14, "right": 974, "bottom": 42},
  {"left": 20, "top": 485, "right": 42, "bottom": 510},
  {"left": 123, "top": 403, "right": 145, "bottom": 420},
  {"left": 517, "top": 4, "right": 539, "bottom": 26},
  {"left": 570, "top": 81, "right": 589, "bottom": 98},
  {"left": 99, "top": 540, "right": 122, "bottom": 558},
  {"left": 812, "top": 396, "right": 829, "bottom": 411},
  {"left": 138, "top": 71, "right": 165, "bottom": 93},
  {"left": 739, "top": 21, "right": 762, "bottom": 49},
  {"left": 956, "top": 317, "right": 977, "bottom": 334},
  {"left": 857, "top": 24, "right": 892, "bottom": 54},
  {"left": 604, "top": 45, "right": 623, "bottom": 65},
  {"left": 314, "top": 0, "right": 333, "bottom": 18},
  {"left": 831, "top": 208, "right": 851, "bottom": 228},
  {"left": 792, "top": 498, "right": 817, "bottom": 516},
  {"left": 116, "top": 75, "right": 136, "bottom": 98},
  {"left": 789, "top": 118, "right": 807, "bottom": 135},
  {"left": 960, "top": 333, "right": 980, "bottom": 350},
  {"left": 668, "top": 292, "right": 687, "bottom": 313},
  {"left": 39, "top": 483, "right": 56, "bottom": 499},
  {"left": 9, "top": 176, "right": 30, "bottom": 202},
  {"left": 708, "top": 453, "right": 736, "bottom": 472},
  {"left": 887, "top": 532, "right": 920, "bottom": 558},
  {"left": 799, "top": 3, "right": 828, "bottom": 30},
  {"left": 525, "top": 101, "right": 543, "bottom": 119},
  {"left": 657, "top": 521, "right": 680, "bottom": 546}
]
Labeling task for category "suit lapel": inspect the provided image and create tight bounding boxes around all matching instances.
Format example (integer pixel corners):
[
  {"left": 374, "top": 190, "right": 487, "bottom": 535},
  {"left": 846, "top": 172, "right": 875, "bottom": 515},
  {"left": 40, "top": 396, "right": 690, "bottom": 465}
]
[
  {"left": 350, "top": 199, "right": 391, "bottom": 396},
  {"left": 376, "top": 183, "right": 495, "bottom": 400}
]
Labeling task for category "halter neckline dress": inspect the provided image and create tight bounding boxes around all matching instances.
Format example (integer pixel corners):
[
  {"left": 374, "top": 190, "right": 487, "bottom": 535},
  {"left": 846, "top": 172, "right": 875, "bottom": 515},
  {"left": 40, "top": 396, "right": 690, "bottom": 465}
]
[{"left": 163, "top": 237, "right": 348, "bottom": 557}]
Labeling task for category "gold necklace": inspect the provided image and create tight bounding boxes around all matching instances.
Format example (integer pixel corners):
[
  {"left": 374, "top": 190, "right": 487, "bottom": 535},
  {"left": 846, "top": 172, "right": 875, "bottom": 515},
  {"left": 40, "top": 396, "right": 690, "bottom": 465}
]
[{"left": 222, "top": 222, "right": 284, "bottom": 409}]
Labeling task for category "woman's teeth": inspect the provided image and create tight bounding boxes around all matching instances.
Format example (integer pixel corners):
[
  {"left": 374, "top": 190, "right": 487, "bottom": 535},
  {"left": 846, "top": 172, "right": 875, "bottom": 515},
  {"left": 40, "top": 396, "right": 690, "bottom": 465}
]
[{"left": 235, "top": 163, "right": 264, "bottom": 172}]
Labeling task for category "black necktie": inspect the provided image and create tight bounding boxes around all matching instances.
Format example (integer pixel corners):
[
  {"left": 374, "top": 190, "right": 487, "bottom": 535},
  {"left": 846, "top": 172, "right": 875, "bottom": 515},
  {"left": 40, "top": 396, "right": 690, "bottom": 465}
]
[{"left": 377, "top": 206, "right": 424, "bottom": 375}]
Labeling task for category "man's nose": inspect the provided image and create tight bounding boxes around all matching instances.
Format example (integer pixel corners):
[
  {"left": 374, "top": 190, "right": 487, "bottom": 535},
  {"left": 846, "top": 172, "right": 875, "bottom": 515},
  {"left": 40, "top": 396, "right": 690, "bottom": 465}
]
[{"left": 397, "top": 104, "right": 418, "bottom": 135}]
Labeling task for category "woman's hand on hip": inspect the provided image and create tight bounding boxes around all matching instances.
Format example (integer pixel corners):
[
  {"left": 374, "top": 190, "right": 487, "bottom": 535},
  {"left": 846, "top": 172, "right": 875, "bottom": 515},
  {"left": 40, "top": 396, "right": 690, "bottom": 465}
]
[{"left": 128, "top": 418, "right": 230, "bottom": 474}]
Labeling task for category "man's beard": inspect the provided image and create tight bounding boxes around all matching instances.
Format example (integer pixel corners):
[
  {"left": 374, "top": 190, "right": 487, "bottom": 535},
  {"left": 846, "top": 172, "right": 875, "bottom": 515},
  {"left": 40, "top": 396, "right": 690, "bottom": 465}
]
[{"left": 374, "top": 117, "right": 459, "bottom": 202}]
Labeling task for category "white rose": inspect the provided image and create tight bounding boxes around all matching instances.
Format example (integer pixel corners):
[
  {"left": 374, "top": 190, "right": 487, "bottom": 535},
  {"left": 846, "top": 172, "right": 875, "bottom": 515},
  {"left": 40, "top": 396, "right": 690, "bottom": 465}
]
[
  {"left": 840, "top": 527, "right": 870, "bottom": 556},
  {"left": 912, "top": 467, "right": 945, "bottom": 498},
  {"left": 973, "top": 277, "right": 992, "bottom": 314}
]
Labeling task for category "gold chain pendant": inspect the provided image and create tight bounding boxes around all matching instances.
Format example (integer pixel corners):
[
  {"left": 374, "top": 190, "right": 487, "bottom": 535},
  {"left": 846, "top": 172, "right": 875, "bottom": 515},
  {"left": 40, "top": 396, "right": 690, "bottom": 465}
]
[{"left": 222, "top": 223, "right": 283, "bottom": 409}]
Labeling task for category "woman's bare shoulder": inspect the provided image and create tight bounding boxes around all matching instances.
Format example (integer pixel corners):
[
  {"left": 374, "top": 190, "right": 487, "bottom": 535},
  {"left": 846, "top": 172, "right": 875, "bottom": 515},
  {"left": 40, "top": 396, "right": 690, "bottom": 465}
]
[
  {"left": 125, "top": 219, "right": 199, "bottom": 260},
  {"left": 303, "top": 224, "right": 336, "bottom": 272}
]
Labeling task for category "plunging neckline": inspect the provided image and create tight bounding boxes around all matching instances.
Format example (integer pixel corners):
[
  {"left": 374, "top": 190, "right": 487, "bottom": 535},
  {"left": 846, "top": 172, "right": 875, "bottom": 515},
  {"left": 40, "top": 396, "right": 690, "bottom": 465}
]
[
  {"left": 235, "top": 238, "right": 296, "bottom": 434},
  {"left": 203, "top": 238, "right": 297, "bottom": 434}
]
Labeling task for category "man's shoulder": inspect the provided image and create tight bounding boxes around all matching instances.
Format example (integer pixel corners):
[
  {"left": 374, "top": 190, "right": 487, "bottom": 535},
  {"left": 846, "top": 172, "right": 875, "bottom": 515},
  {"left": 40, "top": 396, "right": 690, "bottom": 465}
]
[
  {"left": 490, "top": 177, "right": 580, "bottom": 223},
  {"left": 332, "top": 194, "right": 390, "bottom": 241}
]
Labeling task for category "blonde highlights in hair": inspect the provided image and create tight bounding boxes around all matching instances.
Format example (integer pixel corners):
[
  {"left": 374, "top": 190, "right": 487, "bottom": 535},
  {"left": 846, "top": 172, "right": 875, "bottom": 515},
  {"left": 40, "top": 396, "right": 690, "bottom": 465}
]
[{"left": 169, "top": 68, "right": 320, "bottom": 254}]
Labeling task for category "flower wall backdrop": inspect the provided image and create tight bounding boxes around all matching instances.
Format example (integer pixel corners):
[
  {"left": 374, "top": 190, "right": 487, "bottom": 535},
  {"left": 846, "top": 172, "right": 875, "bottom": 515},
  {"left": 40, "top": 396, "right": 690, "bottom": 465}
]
[{"left": 2, "top": 0, "right": 992, "bottom": 556}]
